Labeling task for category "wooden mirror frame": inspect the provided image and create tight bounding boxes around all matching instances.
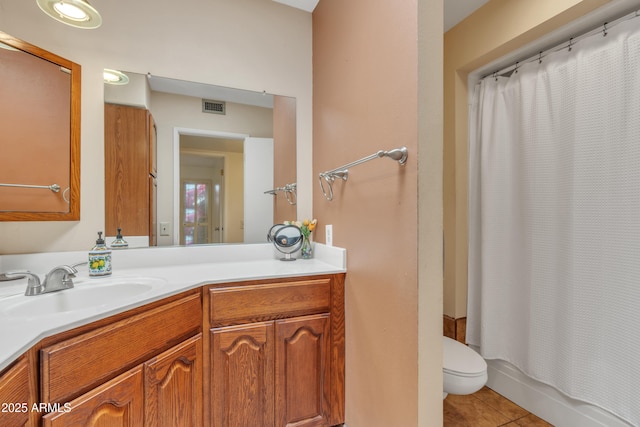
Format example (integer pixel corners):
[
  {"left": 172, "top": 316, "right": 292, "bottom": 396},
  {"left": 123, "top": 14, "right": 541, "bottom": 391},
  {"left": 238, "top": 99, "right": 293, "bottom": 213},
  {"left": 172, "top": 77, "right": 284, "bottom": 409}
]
[{"left": 0, "top": 31, "right": 80, "bottom": 221}]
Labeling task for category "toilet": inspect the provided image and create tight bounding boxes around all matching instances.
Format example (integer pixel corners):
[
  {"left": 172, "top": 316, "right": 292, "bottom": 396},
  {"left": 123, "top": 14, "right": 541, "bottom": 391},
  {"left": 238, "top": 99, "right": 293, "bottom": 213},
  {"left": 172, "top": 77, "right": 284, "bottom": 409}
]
[{"left": 442, "top": 336, "right": 487, "bottom": 399}]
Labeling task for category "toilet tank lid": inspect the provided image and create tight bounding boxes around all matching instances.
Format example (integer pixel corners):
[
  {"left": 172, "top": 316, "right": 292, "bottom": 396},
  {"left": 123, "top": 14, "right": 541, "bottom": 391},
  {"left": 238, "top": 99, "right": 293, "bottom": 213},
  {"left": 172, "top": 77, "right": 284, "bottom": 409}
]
[{"left": 443, "top": 336, "right": 487, "bottom": 375}]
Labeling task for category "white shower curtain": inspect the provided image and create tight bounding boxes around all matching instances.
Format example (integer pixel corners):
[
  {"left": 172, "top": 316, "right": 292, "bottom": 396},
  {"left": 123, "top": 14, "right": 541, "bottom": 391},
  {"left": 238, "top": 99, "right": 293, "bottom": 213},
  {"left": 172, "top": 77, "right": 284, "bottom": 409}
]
[{"left": 467, "top": 17, "right": 640, "bottom": 426}]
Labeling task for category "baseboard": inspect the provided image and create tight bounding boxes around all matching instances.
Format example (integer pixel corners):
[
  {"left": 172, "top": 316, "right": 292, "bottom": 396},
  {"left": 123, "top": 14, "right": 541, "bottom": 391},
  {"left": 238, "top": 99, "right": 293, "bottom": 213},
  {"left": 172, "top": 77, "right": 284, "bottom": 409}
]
[{"left": 486, "top": 359, "right": 632, "bottom": 427}]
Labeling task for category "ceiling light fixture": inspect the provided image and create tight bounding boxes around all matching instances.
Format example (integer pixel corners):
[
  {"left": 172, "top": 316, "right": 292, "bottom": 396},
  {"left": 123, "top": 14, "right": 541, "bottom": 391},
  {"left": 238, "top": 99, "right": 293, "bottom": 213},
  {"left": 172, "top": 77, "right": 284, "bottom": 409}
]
[
  {"left": 36, "top": 0, "right": 102, "bottom": 29},
  {"left": 103, "top": 69, "right": 129, "bottom": 85}
]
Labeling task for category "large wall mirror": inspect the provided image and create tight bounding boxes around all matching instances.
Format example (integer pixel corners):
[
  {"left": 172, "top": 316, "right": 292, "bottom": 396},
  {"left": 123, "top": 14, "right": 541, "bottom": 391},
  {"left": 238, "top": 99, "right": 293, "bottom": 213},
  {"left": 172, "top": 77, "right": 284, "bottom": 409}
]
[
  {"left": 0, "top": 31, "right": 80, "bottom": 221},
  {"left": 104, "top": 72, "right": 297, "bottom": 246}
]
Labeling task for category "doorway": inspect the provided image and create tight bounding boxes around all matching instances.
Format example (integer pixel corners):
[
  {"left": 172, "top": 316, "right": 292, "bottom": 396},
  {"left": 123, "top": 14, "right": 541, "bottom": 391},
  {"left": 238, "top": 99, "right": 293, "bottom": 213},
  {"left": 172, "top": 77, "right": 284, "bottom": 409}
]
[
  {"left": 174, "top": 128, "right": 247, "bottom": 245},
  {"left": 173, "top": 127, "right": 274, "bottom": 245},
  {"left": 180, "top": 179, "right": 217, "bottom": 245},
  {"left": 177, "top": 130, "right": 242, "bottom": 245}
]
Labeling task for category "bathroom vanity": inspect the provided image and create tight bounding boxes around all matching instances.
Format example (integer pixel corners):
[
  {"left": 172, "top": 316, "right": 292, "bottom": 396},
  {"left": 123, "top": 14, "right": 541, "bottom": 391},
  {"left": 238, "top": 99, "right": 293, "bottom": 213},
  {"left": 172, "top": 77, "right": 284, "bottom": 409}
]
[{"left": 0, "top": 244, "right": 346, "bottom": 426}]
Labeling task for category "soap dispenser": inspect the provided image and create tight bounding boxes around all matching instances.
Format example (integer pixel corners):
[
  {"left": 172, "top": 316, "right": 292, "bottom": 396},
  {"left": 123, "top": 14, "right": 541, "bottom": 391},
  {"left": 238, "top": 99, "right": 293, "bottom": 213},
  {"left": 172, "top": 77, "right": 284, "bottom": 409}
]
[
  {"left": 110, "top": 228, "right": 129, "bottom": 249},
  {"left": 89, "top": 231, "right": 112, "bottom": 277}
]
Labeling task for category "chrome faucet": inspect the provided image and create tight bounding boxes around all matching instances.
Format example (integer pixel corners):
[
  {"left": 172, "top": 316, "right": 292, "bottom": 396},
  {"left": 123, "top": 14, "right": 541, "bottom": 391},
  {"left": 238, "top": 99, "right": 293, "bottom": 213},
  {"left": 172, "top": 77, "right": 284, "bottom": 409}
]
[{"left": 5, "top": 262, "right": 86, "bottom": 296}]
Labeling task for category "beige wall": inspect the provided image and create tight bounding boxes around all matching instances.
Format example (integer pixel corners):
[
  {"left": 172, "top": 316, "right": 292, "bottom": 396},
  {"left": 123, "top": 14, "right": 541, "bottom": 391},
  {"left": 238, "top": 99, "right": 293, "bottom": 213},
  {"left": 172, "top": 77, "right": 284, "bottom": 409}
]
[
  {"left": 313, "top": 0, "right": 443, "bottom": 425},
  {"left": 149, "top": 91, "right": 273, "bottom": 246},
  {"left": 443, "top": 0, "right": 614, "bottom": 319},
  {"left": 0, "top": 0, "right": 312, "bottom": 254}
]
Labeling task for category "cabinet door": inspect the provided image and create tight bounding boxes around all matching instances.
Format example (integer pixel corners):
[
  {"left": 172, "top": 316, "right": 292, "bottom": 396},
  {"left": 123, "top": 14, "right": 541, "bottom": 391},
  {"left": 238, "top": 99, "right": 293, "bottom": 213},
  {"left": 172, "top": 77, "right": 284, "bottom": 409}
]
[
  {"left": 275, "top": 314, "right": 331, "bottom": 427},
  {"left": 42, "top": 366, "right": 144, "bottom": 427},
  {"left": 0, "top": 354, "right": 36, "bottom": 427},
  {"left": 211, "top": 322, "right": 274, "bottom": 427},
  {"left": 104, "top": 103, "right": 150, "bottom": 237},
  {"left": 145, "top": 334, "right": 202, "bottom": 427}
]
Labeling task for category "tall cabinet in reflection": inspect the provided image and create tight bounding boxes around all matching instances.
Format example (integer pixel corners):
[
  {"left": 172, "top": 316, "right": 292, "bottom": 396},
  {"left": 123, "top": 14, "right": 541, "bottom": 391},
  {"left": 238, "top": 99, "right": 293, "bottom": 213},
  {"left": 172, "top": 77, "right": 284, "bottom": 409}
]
[{"left": 105, "top": 103, "right": 157, "bottom": 245}]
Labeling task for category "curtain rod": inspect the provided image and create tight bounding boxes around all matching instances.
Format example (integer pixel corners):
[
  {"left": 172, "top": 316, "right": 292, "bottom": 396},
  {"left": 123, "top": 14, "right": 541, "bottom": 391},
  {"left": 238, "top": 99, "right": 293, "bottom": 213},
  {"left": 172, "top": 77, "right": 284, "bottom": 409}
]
[{"left": 482, "top": 8, "right": 640, "bottom": 80}]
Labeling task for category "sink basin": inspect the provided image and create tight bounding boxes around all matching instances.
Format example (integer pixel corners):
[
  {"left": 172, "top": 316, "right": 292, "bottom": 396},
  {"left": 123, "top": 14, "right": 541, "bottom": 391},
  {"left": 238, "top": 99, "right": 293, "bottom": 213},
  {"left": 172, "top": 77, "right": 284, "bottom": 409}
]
[{"left": 0, "top": 277, "right": 166, "bottom": 319}]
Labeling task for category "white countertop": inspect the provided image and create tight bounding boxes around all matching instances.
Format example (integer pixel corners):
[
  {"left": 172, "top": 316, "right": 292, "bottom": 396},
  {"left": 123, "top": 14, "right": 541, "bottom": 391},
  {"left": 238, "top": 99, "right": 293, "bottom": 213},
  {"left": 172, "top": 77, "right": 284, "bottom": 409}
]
[{"left": 0, "top": 243, "right": 346, "bottom": 372}]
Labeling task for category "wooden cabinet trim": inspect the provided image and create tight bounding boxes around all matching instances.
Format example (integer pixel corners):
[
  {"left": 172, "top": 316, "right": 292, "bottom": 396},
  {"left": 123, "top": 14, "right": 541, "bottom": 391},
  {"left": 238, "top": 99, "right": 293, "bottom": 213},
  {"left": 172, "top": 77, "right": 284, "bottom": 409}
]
[
  {"left": 329, "top": 272, "right": 346, "bottom": 424},
  {"left": 41, "top": 293, "right": 202, "bottom": 404}
]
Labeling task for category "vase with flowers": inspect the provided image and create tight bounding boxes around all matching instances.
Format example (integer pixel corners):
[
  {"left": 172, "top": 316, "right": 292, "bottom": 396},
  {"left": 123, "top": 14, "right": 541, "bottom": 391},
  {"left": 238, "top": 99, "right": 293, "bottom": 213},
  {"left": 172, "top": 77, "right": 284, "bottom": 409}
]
[{"left": 285, "top": 219, "right": 317, "bottom": 259}]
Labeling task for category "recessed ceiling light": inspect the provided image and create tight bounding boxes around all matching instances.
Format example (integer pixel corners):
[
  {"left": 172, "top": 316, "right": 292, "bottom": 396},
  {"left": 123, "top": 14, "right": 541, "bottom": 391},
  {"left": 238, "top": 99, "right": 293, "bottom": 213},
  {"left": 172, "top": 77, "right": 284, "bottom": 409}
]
[
  {"left": 36, "top": 0, "right": 102, "bottom": 29},
  {"left": 103, "top": 69, "right": 130, "bottom": 85}
]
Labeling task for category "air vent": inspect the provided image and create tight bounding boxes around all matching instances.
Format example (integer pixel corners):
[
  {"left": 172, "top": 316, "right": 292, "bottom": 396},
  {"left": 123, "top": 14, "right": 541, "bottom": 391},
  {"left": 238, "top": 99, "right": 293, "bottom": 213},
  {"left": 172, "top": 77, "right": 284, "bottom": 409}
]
[{"left": 202, "top": 99, "right": 226, "bottom": 115}]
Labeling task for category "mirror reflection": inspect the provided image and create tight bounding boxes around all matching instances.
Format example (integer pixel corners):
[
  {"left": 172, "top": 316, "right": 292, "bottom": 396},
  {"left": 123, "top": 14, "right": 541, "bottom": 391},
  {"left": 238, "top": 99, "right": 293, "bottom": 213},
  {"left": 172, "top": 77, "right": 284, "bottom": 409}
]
[
  {"left": 0, "top": 31, "right": 80, "bottom": 221},
  {"left": 104, "top": 72, "right": 296, "bottom": 246}
]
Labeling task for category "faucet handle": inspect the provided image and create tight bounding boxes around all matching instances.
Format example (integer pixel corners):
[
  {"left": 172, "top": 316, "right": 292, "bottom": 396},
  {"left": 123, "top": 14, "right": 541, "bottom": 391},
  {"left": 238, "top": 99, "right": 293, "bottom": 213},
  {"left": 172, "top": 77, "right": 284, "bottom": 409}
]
[
  {"left": 70, "top": 261, "right": 88, "bottom": 271},
  {"left": 59, "top": 262, "right": 87, "bottom": 278},
  {"left": 6, "top": 271, "right": 43, "bottom": 296},
  {"left": 5, "top": 271, "right": 40, "bottom": 285}
]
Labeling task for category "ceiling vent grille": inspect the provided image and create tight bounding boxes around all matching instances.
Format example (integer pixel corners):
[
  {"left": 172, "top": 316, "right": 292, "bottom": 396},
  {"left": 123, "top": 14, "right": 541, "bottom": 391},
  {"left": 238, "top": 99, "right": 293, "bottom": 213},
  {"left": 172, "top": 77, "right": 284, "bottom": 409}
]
[{"left": 202, "top": 99, "right": 226, "bottom": 115}]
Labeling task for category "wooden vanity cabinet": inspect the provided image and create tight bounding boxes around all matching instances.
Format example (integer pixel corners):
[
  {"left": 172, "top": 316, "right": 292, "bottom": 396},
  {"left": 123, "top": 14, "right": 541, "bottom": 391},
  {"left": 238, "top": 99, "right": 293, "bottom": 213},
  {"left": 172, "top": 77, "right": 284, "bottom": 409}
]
[
  {"left": 104, "top": 103, "right": 158, "bottom": 244},
  {"left": 39, "top": 291, "right": 202, "bottom": 427},
  {"left": 207, "top": 275, "right": 345, "bottom": 427},
  {"left": 0, "top": 273, "right": 344, "bottom": 427}
]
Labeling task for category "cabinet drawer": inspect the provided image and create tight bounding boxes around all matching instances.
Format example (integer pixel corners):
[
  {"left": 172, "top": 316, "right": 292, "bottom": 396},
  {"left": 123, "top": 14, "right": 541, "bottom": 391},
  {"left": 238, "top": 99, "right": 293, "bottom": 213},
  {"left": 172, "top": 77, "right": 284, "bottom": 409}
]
[
  {"left": 209, "top": 278, "right": 331, "bottom": 326},
  {"left": 41, "top": 293, "right": 201, "bottom": 404}
]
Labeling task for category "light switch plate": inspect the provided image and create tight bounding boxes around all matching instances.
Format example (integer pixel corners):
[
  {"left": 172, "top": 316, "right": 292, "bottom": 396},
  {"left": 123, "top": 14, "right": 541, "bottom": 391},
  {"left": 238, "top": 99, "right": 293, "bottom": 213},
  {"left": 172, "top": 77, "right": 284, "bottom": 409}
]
[{"left": 325, "top": 224, "right": 333, "bottom": 247}]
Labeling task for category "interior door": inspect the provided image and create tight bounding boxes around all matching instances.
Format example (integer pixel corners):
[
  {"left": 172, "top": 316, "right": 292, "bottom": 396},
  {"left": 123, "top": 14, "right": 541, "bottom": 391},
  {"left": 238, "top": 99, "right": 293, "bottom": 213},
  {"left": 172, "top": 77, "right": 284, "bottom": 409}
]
[
  {"left": 181, "top": 180, "right": 212, "bottom": 245},
  {"left": 243, "top": 137, "right": 274, "bottom": 243}
]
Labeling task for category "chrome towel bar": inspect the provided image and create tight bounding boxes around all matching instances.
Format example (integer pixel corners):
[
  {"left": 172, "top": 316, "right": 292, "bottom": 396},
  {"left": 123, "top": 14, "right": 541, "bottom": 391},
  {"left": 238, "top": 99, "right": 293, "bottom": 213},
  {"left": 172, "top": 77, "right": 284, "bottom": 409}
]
[
  {"left": 0, "top": 182, "right": 61, "bottom": 192},
  {"left": 318, "top": 146, "right": 408, "bottom": 201},
  {"left": 264, "top": 183, "right": 297, "bottom": 205}
]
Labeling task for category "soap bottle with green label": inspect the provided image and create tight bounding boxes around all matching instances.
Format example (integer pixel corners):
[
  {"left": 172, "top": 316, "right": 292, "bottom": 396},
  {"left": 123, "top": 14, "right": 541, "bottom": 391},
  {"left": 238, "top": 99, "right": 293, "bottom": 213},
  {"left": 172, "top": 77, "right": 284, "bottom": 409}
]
[{"left": 89, "top": 231, "right": 112, "bottom": 277}]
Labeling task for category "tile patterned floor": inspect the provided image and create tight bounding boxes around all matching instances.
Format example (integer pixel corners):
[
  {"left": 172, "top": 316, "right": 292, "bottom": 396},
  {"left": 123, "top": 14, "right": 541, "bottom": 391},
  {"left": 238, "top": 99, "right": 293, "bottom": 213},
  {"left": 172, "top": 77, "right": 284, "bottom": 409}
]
[{"left": 444, "top": 387, "right": 554, "bottom": 426}]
